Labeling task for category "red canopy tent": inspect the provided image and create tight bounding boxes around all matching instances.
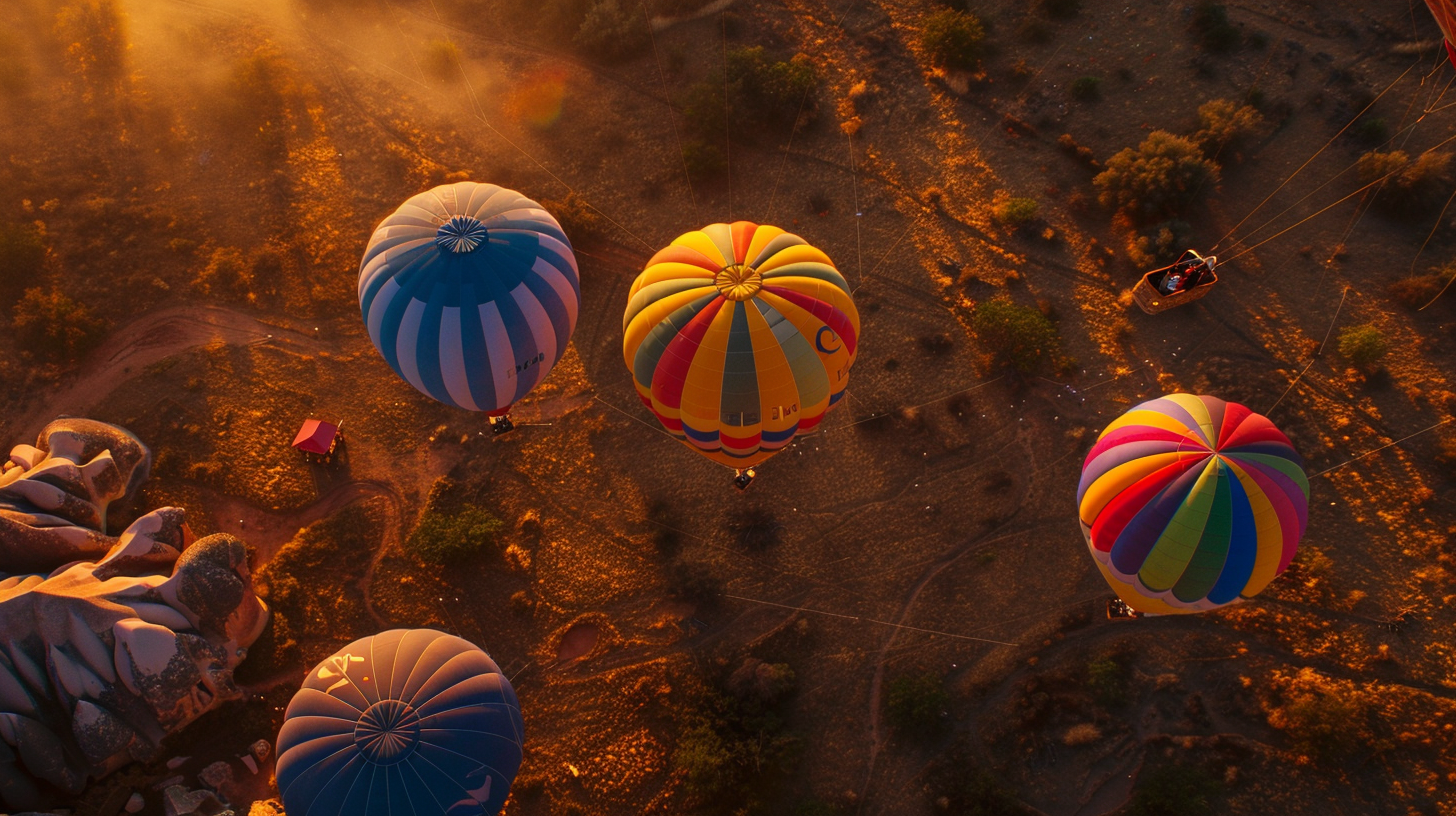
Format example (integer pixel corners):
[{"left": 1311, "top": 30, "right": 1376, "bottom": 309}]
[{"left": 291, "top": 419, "right": 340, "bottom": 459}]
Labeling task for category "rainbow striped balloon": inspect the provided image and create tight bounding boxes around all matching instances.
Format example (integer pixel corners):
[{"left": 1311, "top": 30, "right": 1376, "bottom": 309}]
[
  {"left": 1076, "top": 394, "right": 1308, "bottom": 614},
  {"left": 623, "top": 222, "right": 859, "bottom": 469}
]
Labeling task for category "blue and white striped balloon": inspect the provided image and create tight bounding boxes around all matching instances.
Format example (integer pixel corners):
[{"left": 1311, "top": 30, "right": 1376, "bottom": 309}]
[{"left": 358, "top": 182, "right": 580, "bottom": 413}]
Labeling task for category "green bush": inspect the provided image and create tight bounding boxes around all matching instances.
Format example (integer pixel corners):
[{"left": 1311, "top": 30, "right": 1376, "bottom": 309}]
[
  {"left": 1192, "top": 98, "right": 1264, "bottom": 155},
  {"left": 1070, "top": 76, "right": 1101, "bottom": 102},
  {"left": 407, "top": 478, "right": 505, "bottom": 565},
  {"left": 673, "top": 664, "right": 801, "bottom": 810},
  {"left": 1130, "top": 764, "right": 1219, "bottom": 816},
  {"left": 1125, "top": 219, "right": 1192, "bottom": 268},
  {"left": 423, "top": 39, "right": 461, "bottom": 80},
  {"left": 681, "top": 140, "right": 726, "bottom": 181},
  {"left": 972, "top": 299, "right": 1061, "bottom": 373},
  {"left": 1354, "top": 116, "right": 1388, "bottom": 146},
  {"left": 1191, "top": 1, "right": 1240, "bottom": 53},
  {"left": 994, "top": 197, "right": 1040, "bottom": 227},
  {"left": 1086, "top": 655, "right": 1129, "bottom": 707},
  {"left": 1357, "top": 149, "right": 1453, "bottom": 215},
  {"left": 885, "top": 672, "right": 950, "bottom": 735},
  {"left": 0, "top": 222, "right": 46, "bottom": 308},
  {"left": 920, "top": 9, "right": 986, "bottom": 71},
  {"left": 1336, "top": 324, "right": 1387, "bottom": 369},
  {"left": 575, "top": 0, "right": 648, "bottom": 62},
  {"left": 727, "top": 47, "right": 818, "bottom": 124},
  {"left": 1094, "top": 131, "right": 1220, "bottom": 221},
  {"left": 13, "top": 287, "right": 107, "bottom": 362}
]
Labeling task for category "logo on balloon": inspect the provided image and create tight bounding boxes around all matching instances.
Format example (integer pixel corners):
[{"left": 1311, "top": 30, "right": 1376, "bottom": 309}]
[{"left": 815, "top": 327, "right": 841, "bottom": 354}]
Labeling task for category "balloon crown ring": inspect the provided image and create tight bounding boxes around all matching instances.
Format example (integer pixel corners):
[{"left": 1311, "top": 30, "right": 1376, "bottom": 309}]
[
  {"left": 436, "top": 215, "right": 489, "bottom": 254},
  {"left": 715, "top": 263, "right": 763, "bottom": 301},
  {"left": 354, "top": 699, "right": 422, "bottom": 765}
]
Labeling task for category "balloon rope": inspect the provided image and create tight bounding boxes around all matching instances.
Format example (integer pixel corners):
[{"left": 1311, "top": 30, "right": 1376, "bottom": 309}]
[
  {"left": 644, "top": 2, "right": 700, "bottom": 223},
  {"left": 721, "top": 593, "right": 1021, "bottom": 646},
  {"left": 764, "top": 0, "right": 858, "bottom": 224},
  {"left": 1263, "top": 285, "right": 1351, "bottom": 416},
  {"left": 853, "top": 216, "right": 921, "bottom": 294},
  {"left": 1212, "top": 60, "right": 1419, "bottom": 252},
  {"left": 592, "top": 394, "right": 680, "bottom": 441},
  {"left": 1415, "top": 203, "right": 1456, "bottom": 309},
  {"left": 848, "top": 129, "right": 863, "bottom": 286},
  {"left": 722, "top": 11, "right": 733, "bottom": 222},
  {"left": 1223, "top": 128, "right": 1456, "bottom": 263},
  {"left": 1313, "top": 417, "right": 1455, "bottom": 478}
]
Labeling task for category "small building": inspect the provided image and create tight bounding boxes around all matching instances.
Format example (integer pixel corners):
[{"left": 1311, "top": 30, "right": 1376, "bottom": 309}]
[{"left": 291, "top": 419, "right": 341, "bottom": 464}]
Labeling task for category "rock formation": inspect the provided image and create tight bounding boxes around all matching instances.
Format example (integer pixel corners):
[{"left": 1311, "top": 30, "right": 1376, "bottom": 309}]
[{"left": 0, "top": 418, "right": 269, "bottom": 811}]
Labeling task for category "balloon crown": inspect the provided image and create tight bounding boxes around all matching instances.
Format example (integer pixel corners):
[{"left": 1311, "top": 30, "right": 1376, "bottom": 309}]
[{"left": 436, "top": 215, "right": 489, "bottom": 254}]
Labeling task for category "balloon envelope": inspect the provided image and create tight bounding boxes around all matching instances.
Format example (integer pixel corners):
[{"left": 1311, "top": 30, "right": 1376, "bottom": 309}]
[
  {"left": 359, "top": 182, "right": 580, "bottom": 414},
  {"left": 1076, "top": 394, "right": 1308, "bottom": 614},
  {"left": 276, "top": 629, "right": 524, "bottom": 816},
  {"left": 1425, "top": 0, "right": 1456, "bottom": 66},
  {"left": 623, "top": 221, "right": 859, "bottom": 468}
]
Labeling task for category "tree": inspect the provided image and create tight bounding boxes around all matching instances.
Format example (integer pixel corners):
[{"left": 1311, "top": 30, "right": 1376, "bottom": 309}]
[
  {"left": 13, "top": 287, "right": 108, "bottom": 362},
  {"left": 575, "top": 0, "right": 648, "bottom": 63},
  {"left": 920, "top": 10, "right": 986, "bottom": 71},
  {"left": 972, "top": 299, "right": 1061, "bottom": 374},
  {"left": 1192, "top": 98, "right": 1264, "bottom": 155},
  {"left": 1094, "top": 131, "right": 1220, "bottom": 221}
]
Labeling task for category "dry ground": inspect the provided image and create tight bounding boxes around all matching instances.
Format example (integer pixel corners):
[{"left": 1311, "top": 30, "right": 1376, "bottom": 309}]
[{"left": 3, "top": 0, "right": 1456, "bottom": 814}]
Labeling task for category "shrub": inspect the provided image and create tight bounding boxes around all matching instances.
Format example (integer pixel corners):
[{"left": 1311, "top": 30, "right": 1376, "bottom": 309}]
[
  {"left": 1191, "top": 2, "right": 1240, "bottom": 53},
  {"left": 1336, "top": 324, "right": 1387, "bottom": 369},
  {"left": 0, "top": 221, "right": 46, "bottom": 308},
  {"left": 728, "top": 47, "right": 818, "bottom": 124},
  {"left": 885, "top": 672, "right": 950, "bottom": 735},
  {"left": 1125, "top": 219, "right": 1192, "bottom": 268},
  {"left": 920, "top": 9, "right": 986, "bottom": 71},
  {"left": 1129, "top": 764, "right": 1219, "bottom": 816},
  {"left": 994, "top": 197, "right": 1040, "bottom": 227},
  {"left": 540, "top": 192, "right": 609, "bottom": 244},
  {"left": 1070, "top": 76, "right": 1101, "bottom": 102},
  {"left": 681, "top": 140, "right": 726, "bottom": 181},
  {"left": 1192, "top": 98, "right": 1264, "bottom": 155},
  {"left": 1354, "top": 116, "right": 1388, "bottom": 146},
  {"left": 13, "top": 287, "right": 107, "bottom": 361},
  {"left": 1357, "top": 149, "right": 1453, "bottom": 215},
  {"left": 1094, "top": 131, "right": 1220, "bottom": 221},
  {"left": 681, "top": 82, "right": 726, "bottom": 139},
  {"left": 1062, "top": 723, "right": 1102, "bottom": 746},
  {"left": 928, "top": 746, "right": 1028, "bottom": 816},
  {"left": 192, "top": 246, "right": 252, "bottom": 299},
  {"left": 1388, "top": 267, "right": 1453, "bottom": 308},
  {"left": 575, "top": 0, "right": 648, "bottom": 62},
  {"left": 972, "top": 299, "right": 1061, "bottom": 373},
  {"left": 423, "top": 39, "right": 461, "bottom": 80},
  {"left": 407, "top": 479, "right": 506, "bottom": 564},
  {"left": 673, "top": 666, "right": 801, "bottom": 809},
  {"left": 1086, "top": 655, "right": 1129, "bottom": 707}
]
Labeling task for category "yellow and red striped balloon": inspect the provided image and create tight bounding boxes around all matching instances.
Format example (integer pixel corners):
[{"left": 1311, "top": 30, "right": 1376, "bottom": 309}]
[
  {"left": 1076, "top": 394, "right": 1309, "bottom": 614},
  {"left": 623, "top": 222, "right": 859, "bottom": 469}
]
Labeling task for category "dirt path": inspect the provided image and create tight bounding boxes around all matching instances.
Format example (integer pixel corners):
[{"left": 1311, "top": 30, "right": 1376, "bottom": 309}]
[{"left": 5, "top": 305, "right": 321, "bottom": 443}]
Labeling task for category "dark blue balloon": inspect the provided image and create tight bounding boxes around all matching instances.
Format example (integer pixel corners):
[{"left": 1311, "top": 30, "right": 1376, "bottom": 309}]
[{"left": 276, "top": 629, "right": 524, "bottom": 816}]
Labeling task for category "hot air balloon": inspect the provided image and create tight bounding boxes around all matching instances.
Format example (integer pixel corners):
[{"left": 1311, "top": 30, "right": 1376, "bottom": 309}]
[
  {"left": 622, "top": 221, "right": 859, "bottom": 488},
  {"left": 276, "top": 629, "right": 524, "bottom": 816},
  {"left": 1424, "top": 0, "right": 1456, "bottom": 68},
  {"left": 1075, "top": 394, "right": 1309, "bottom": 615},
  {"left": 359, "top": 182, "right": 580, "bottom": 434}
]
